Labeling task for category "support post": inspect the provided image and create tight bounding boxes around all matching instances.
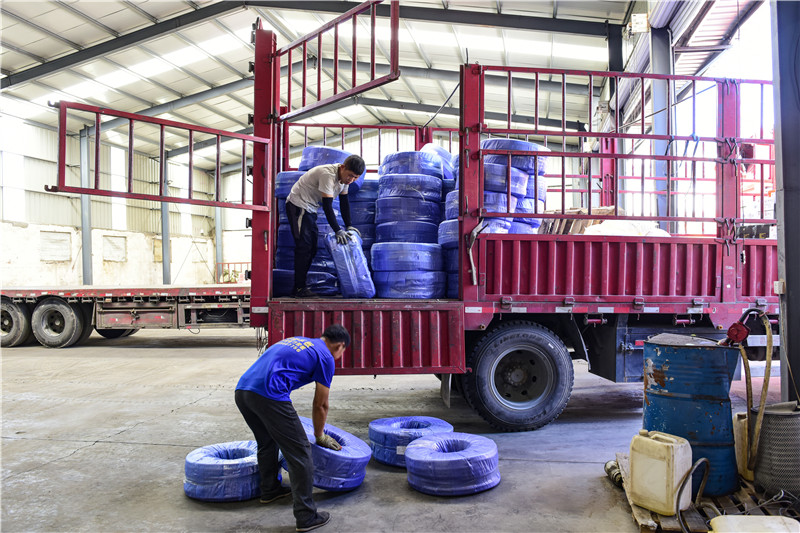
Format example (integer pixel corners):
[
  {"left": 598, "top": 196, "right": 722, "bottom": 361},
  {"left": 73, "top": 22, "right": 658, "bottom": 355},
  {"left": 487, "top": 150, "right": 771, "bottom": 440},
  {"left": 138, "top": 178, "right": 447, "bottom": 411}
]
[
  {"left": 160, "top": 151, "right": 171, "bottom": 284},
  {"left": 460, "top": 64, "right": 483, "bottom": 304},
  {"left": 79, "top": 127, "right": 93, "bottom": 285},
  {"left": 215, "top": 206, "right": 223, "bottom": 283},
  {"left": 771, "top": 0, "right": 800, "bottom": 402},
  {"left": 650, "top": 27, "right": 672, "bottom": 230},
  {"left": 607, "top": 23, "right": 624, "bottom": 95}
]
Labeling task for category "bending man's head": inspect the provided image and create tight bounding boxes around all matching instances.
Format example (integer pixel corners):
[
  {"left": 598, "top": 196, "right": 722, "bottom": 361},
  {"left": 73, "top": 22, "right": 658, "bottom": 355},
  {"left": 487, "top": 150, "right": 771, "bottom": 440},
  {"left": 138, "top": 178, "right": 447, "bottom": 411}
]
[
  {"left": 321, "top": 324, "right": 350, "bottom": 360},
  {"left": 338, "top": 155, "right": 365, "bottom": 185}
]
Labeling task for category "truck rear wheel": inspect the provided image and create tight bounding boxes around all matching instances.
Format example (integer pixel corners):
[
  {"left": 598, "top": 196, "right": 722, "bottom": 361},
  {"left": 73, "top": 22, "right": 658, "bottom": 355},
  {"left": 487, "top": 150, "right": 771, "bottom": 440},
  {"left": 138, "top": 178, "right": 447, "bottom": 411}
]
[
  {"left": 1, "top": 298, "right": 32, "bottom": 347},
  {"left": 462, "top": 321, "right": 574, "bottom": 432},
  {"left": 31, "top": 298, "right": 85, "bottom": 348},
  {"left": 95, "top": 328, "right": 133, "bottom": 339}
]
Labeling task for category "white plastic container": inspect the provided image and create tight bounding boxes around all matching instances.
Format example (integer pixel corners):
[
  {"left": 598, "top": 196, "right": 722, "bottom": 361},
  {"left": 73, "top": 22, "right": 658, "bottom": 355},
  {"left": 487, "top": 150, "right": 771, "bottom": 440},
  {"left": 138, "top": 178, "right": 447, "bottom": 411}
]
[
  {"left": 629, "top": 429, "right": 692, "bottom": 515},
  {"left": 709, "top": 515, "right": 800, "bottom": 532}
]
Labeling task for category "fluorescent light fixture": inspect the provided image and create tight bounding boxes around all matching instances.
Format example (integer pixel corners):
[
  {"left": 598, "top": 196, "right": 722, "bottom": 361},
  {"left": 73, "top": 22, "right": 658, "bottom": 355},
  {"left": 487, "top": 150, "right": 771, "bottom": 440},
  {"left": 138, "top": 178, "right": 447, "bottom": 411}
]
[
  {"left": 62, "top": 80, "right": 108, "bottom": 99},
  {"left": 197, "top": 34, "right": 241, "bottom": 55},
  {"left": 96, "top": 70, "right": 140, "bottom": 88},
  {"left": 163, "top": 47, "right": 206, "bottom": 66}
]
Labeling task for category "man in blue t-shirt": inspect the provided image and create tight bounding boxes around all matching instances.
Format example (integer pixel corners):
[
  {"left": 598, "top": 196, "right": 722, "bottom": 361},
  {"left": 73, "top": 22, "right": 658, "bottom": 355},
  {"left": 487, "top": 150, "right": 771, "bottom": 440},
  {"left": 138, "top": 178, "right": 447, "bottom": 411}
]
[{"left": 235, "top": 324, "right": 350, "bottom": 533}]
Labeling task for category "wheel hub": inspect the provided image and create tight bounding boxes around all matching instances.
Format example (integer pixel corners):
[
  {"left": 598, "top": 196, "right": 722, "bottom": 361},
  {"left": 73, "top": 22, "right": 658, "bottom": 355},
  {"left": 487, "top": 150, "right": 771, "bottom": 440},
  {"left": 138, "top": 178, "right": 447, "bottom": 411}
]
[{"left": 491, "top": 347, "right": 553, "bottom": 410}]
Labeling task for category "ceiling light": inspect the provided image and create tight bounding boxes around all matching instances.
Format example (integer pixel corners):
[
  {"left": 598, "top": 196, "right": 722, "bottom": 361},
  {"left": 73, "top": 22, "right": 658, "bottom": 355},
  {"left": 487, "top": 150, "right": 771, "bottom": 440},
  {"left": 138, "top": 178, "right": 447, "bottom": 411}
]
[
  {"left": 163, "top": 47, "right": 206, "bottom": 66},
  {"left": 129, "top": 57, "right": 172, "bottom": 77}
]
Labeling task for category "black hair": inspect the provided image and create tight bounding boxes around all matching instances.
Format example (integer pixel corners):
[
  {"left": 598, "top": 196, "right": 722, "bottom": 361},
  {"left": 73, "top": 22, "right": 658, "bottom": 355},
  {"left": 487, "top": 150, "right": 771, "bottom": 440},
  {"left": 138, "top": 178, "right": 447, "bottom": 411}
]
[
  {"left": 342, "top": 155, "right": 366, "bottom": 176},
  {"left": 322, "top": 324, "right": 351, "bottom": 348}
]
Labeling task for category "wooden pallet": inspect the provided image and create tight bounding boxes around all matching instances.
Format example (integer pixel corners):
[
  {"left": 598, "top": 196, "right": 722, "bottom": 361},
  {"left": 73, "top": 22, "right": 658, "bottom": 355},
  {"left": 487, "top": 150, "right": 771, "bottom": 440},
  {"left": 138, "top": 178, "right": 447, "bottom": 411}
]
[
  {"left": 616, "top": 452, "right": 800, "bottom": 532},
  {"left": 538, "top": 206, "right": 623, "bottom": 235}
]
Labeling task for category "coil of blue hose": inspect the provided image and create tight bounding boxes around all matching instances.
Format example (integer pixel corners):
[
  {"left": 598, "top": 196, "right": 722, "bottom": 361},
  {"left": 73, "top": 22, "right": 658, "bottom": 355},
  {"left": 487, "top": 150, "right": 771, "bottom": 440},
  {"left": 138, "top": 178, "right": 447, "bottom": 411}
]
[
  {"left": 275, "top": 171, "right": 304, "bottom": 198},
  {"left": 323, "top": 233, "right": 375, "bottom": 298},
  {"left": 379, "top": 151, "right": 443, "bottom": 179},
  {"left": 183, "top": 440, "right": 265, "bottom": 502},
  {"left": 377, "top": 174, "right": 443, "bottom": 202},
  {"left": 375, "top": 221, "right": 439, "bottom": 244},
  {"left": 481, "top": 138, "right": 549, "bottom": 174},
  {"left": 483, "top": 163, "right": 528, "bottom": 198},
  {"left": 375, "top": 197, "right": 442, "bottom": 225},
  {"left": 438, "top": 219, "right": 459, "bottom": 249},
  {"left": 371, "top": 243, "right": 443, "bottom": 272},
  {"left": 373, "top": 271, "right": 446, "bottom": 299},
  {"left": 368, "top": 416, "right": 454, "bottom": 467}
]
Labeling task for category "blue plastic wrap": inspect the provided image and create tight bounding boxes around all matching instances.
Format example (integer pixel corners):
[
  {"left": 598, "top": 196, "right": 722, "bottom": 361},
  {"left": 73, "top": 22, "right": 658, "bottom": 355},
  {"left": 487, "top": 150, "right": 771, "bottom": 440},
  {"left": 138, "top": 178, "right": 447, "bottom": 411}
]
[
  {"left": 351, "top": 224, "right": 375, "bottom": 239},
  {"left": 438, "top": 219, "right": 459, "bottom": 249},
  {"left": 285, "top": 416, "right": 372, "bottom": 492},
  {"left": 298, "top": 146, "right": 351, "bottom": 171},
  {"left": 481, "top": 138, "right": 549, "bottom": 174},
  {"left": 482, "top": 218, "right": 512, "bottom": 234},
  {"left": 420, "top": 143, "right": 455, "bottom": 181},
  {"left": 348, "top": 201, "right": 376, "bottom": 224},
  {"left": 323, "top": 233, "right": 375, "bottom": 298},
  {"left": 373, "top": 271, "right": 446, "bottom": 299},
  {"left": 183, "top": 440, "right": 263, "bottom": 502},
  {"left": 446, "top": 272, "right": 459, "bottom": 299},
  {"left": 525, "top": 174, "right": 548, "bottom": 200},
  {"left": 444, "top": 248, "right": 459, "bottom": 273},
  {"left": 483, "top": 191, "right": 518, "bottom": 214},
  {"left": 375, "top": 197, "right": 442, "bottom": 225},
  {"left": 442, "top": 178, "right": 457, "bottom": 197},
  {"left": 371, "top": 243, "right": 443, "bottom": 272},
  {"left": 514, "top": 198, "right": 546, "bottom": 226},
  {"left": 375, "top": 221, "right": 438, "bottom": 244},
  {"left": 444, "top": 190, "right": 459, "bottom": 220},
  {"left": 272, "top": 269, "right": 339, "bottom": 296},
  {"left": 379, "top": 151, "right": 443, "bottom": 179},
  {"left": 378, "top": 174, "right": 443, "bottom": 202},
  {"left": 369, "top": 416, "right": 454, "bottom": 468},
  {"left": 274, "top": 252, "right": 338, "bottom": 275},
  {"left": 483, "top": 163, "right": 528, "bottom": 198},
  {"left": 509, "top": 221, "right": 541, "bottom": 233},
  {"left": 404, "top": 433, "right": 501, "bottom": 496},
  {"left": 275, "top": 171, "right": 304, "bottom": 198},
  {"left": 349, "top": 178, "right": 379, "bottom": 201}
]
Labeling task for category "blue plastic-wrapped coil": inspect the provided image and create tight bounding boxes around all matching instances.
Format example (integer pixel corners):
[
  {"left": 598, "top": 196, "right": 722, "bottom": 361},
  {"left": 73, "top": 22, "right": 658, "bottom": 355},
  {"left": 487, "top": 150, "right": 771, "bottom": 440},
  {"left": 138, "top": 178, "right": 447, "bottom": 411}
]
[
  {"left": 509, "top": 221, "right": 541, "bottom": 234},
  {"left": 351, "top": 224, "right": 375, "bottom": 240},
  {"left": 371, "top": 243, "right": 443, "bottom": 272},
  {"left": 284, "top": 416, "right": 372, "bottom": 492},
  {"left": 274, "top": 252, "right": 338, "bottom": 275},
  {"left": 349, "top": 178, "right": 379, "bottom": 201},
  {"left": 482, "top": 219, "right": 512, "bottom": 234},
  {"left": 444, "top": 248, "right": 459, "bottom": 273},
  {"left": 275, "top": 171, "right": 304, "bottom": 198},
  {"left": 272, "top": 269, "right": 339, "bottom": 296},
  {"left": 446, "top": 273, "right": 459, "bottom": 299},
  {"left": 375, "top": 197, "right": 442, "bottom": 225},
  {"left": 420, "top": 143, "right": 455, "bottom": 181},
  {"left": 377, "top": 174, "right": 442, "bottom": 202},
  {"left": 442, "top": 178, "right": 457, "bottom": 197},
  {"left": 277, "top": 199, "right": 288, "bottom": 223},
  {"left": 348, "top": 201, "right": 376, "bottom": 225},
  {"left": 438, "top": 219, "right": 459, "bottom": 249},
  {"left": 525, "top": 174, "right": 548, "bottom": 201},
  {"left": 482, "top": 138, "right": 549, "bottom": 174},
  {"left": 379, "top": 151, "right": 443, "bottom": 179},
  {"left": 373, "top": 271, "right": 446, "bottom": 299},
  {"left": 375, "top": 221, "right": 438, "bottom": 244},
  {"left": 483, "top": 191, "right": 518, "bottom": 214},
  {"left": 183, "top": 440, "right": 263, "bottom": 502},
  {"left": 368, "top": 416, "right": 454, "bottom": 468},
  {"left": 444, "top": 190, "right": 459, "bottom": 220},
  {"left": 323, "top": 233, "right": 375, "bottom": 298},
  {"left": 483, "top": 163, "right": 528, "bottom": 198},
  {"left": 298, "top": 146, "right": 351, "bottom": 171},
  {"left": 514, "top": 198, "right": 546, "bottom": 227},
  {"left": 405, "top": 433, "right": 501, "bottom": 496}
]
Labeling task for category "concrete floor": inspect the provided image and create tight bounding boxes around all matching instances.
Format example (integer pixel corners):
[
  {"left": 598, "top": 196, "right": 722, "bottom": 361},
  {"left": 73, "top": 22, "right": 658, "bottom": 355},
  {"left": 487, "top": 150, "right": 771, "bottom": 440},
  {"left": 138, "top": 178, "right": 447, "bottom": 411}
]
[{"left": 1, "top": 329, "right": 781, "bottom": 533}]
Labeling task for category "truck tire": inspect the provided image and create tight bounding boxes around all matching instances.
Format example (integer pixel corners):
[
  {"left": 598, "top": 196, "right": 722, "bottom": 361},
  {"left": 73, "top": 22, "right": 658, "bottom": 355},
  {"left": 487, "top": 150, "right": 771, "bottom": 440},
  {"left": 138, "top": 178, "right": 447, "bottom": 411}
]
[
  {"left": 462, "top": 321, "right": 573, "bottom": 432},
  {"left": 1, "top": 298, "right": 32, "bottom": 347},
  {"left": 95, "top": 328, "right": 130, "bottom": 339},
  {"left": 77, "top": 304, "right": 94, "bottom": 344},
  {"left": 121, "top": 328, "right": 139, "bottom": 337},
  {"left": 31, "top": 298, "right": 85, "bottom": 348}
]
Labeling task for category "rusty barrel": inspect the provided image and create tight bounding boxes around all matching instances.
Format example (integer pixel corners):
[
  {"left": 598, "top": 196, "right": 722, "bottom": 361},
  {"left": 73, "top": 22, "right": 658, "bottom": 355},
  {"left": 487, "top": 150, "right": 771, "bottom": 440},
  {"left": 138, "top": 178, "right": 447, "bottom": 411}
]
[{"left": 642, "top": 333, "right": 740, "bottom": 497}]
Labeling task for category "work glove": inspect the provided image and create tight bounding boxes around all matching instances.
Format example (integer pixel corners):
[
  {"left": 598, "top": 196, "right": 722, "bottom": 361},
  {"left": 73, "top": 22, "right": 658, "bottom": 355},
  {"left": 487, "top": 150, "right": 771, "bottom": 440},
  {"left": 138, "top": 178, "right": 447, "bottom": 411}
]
[
  {"left": 316, "top": 434, "right": 342, "bottom": 451},
  {"left": 335, "top": 229, "right": 351, "bottom": 245},
  {"left": 346, "top": 226, "right": 361, "bottom": 238}
]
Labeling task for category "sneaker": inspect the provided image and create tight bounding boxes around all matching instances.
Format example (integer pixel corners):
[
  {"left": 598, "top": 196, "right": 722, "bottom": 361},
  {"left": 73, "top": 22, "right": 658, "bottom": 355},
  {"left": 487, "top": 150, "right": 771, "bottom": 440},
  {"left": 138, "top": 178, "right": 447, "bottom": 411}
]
[
  {"left": 296, "top": 511, "right": 331, "bottom": 532},
  {"left": 293, "top": 287, "right": 319, "bottom": 299},
  {"left": 259, "top": 485, "right": 291, "bottom": 504}
]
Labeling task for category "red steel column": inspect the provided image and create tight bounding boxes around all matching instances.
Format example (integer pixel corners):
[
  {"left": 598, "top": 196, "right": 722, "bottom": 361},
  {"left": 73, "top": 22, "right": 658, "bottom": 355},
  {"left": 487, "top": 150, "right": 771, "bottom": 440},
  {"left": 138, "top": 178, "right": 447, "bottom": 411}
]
[
  {"left": 717, "top": 81, "right": 740, "bottom": 305},
  {"left": 460, "top": 64, "right": 483, "bottom": 304},
  {"left": 250, "top": 27, "right": 278, "bottom": 328}
]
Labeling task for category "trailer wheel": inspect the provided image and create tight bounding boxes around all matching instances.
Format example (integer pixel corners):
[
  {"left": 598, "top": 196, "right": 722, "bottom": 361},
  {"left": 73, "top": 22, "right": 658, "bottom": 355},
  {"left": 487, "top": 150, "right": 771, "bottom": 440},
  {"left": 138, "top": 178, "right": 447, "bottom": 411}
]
[
  {"left": 1, "top": 298, "right": 32, "bottom": 347},
  {"left": 76, "top": 304, "right": 94, "bottom": 344},
  {"left": 121, "top": 328, "right": 139, "bottom": 337},
  {"left": 31, "top": 298, "right": 85, "bottom": 348},
  {"left": 462, "top": 321, "right": 573, "bottom": 432},
  {"left": 95, "top": 328, "right": 130, "bottom": 339}
]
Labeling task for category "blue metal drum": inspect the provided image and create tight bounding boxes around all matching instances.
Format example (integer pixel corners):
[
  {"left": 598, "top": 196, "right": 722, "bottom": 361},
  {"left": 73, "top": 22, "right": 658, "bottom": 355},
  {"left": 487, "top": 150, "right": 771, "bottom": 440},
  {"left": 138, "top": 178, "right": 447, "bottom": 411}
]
[{"left": 642, "top": 333, "right": 740, "bottom": 497}]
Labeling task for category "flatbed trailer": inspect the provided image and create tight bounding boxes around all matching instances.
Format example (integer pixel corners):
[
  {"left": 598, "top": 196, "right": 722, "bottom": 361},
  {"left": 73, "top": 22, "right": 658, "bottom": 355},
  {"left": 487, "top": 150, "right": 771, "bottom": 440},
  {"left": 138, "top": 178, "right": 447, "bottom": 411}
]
[{"left": 1, "top": 0, "right": 779, "bottom": 431}]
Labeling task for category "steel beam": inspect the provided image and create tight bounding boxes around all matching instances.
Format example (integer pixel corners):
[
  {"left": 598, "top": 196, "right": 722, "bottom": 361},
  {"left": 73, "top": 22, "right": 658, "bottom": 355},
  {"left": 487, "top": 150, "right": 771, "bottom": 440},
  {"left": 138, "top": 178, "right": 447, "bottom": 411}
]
[
  {"left": 246, "top": 1, "right": 621, "bottom": 37},
  {"left": 79, "top": 127, "right": 93, "bottom": 285},
  {"left": 1, "top": 2, "right": 245, "bottom": 89},
  {"left": 650, "top": 27, "right": 672, "bottom": 230},
  {"left": 771, "top": 0, "right": 800, "bottom": 402}
]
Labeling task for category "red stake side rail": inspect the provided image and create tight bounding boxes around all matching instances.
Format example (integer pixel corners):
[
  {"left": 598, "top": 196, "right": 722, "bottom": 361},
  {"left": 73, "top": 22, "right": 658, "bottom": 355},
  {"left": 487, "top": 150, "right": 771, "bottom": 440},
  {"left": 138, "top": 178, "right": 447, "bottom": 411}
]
[{"left": 457, "top": 64, "right": 778, "bottom": 329}]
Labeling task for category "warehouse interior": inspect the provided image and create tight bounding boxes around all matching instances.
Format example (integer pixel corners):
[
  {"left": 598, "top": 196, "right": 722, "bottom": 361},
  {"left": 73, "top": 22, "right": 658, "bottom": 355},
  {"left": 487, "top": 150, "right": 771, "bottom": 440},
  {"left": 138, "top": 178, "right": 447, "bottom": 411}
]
[{"left": 3, "top": 1, "right": 800, "bottom": 532}]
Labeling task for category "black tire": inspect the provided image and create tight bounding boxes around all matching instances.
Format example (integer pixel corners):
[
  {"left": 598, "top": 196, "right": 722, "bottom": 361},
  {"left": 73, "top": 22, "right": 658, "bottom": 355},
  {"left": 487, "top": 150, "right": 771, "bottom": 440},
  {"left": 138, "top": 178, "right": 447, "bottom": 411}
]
[
  {"left": 76, "top": 304, "right": 94, "bottom": 344},
  {"left": 121, "top": 328, "right": 139, "bottom": 337},
  {"left": 1, "top": 298, "right": 32, "bottom": 347},
  {"left": 31, "top": 297, "right": 85, "bottom": 348},
  {"left": 95, "top": 328, "right": 130, "bottom": 339},
  {"left": 462, "top": 321, "right": 574, "bottom": 432}
]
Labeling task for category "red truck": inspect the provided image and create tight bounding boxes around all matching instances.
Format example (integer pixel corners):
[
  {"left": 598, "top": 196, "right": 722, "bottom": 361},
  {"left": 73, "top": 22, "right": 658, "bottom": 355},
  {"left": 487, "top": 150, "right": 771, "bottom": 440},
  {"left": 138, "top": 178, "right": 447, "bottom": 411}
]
[{"left": 1, "top": 1, "right": 778, "bottom": 431}]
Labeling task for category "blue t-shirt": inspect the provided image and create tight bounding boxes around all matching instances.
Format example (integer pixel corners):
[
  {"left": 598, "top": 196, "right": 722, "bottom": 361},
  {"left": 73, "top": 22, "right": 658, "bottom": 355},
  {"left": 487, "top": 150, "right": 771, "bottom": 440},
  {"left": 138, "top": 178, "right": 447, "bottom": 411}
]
[{"left": 236, "top": 337, "right": 335, "bottom": 402}]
